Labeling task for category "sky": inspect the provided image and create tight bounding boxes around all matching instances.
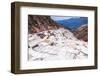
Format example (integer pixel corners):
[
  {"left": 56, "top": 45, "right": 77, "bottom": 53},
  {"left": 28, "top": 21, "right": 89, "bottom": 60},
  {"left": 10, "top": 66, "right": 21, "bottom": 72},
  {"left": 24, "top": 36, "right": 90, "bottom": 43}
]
[{"left": 51, "top": 16, "right": 80, "bottom": 21}]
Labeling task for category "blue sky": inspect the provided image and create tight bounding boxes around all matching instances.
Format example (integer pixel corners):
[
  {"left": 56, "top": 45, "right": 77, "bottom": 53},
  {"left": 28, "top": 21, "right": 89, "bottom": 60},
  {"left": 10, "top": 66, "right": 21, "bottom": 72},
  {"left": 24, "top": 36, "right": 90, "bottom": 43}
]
[{"left": 50, "top": 16, "right": 80, "bottom": 21}]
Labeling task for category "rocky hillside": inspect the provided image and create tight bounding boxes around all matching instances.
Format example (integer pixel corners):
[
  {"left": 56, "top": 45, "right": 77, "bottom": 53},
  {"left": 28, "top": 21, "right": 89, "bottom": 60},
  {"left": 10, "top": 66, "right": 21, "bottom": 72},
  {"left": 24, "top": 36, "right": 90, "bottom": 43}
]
[
  {"left": 74, "top": 25, "right": 88, "bottom": 42},
  {"left": 28, "top": 15, "right": 88, "bottom": 61},
  {"left": 28, "top": 15, "right": 62, "bottom": 34}
]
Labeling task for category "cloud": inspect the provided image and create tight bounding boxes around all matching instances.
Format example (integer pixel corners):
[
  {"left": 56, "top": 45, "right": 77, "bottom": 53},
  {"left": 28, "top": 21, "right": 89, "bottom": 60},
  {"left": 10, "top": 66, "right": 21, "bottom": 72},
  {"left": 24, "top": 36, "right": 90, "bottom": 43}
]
[{"left": 51, "top": 16, "right": 80, "bottom": 21}]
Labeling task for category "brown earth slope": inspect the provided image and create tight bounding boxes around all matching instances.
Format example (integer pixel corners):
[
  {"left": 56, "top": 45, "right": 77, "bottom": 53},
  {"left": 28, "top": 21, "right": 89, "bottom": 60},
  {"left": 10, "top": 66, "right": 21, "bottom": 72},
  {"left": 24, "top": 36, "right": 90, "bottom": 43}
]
[
  {"left": 74, "top": 25, "right": 88, "bottom": 42},
  {"left": 28, "top": 15, "right": 62, "bottom": 34}
]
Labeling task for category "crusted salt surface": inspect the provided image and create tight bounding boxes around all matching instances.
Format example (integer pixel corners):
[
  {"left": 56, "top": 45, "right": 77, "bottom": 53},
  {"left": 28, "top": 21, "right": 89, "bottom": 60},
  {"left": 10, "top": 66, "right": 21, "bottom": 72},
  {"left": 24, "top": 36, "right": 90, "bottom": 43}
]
[{"left": 28, "top": 28, "right": 88, "bottom": 61}]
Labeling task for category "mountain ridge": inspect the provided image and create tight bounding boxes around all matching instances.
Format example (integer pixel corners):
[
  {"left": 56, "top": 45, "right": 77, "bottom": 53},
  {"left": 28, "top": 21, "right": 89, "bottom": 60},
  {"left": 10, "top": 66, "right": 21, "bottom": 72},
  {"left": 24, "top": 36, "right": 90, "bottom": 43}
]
[{"left": 53, "top": 17, "right": 88, "bottom": 31}]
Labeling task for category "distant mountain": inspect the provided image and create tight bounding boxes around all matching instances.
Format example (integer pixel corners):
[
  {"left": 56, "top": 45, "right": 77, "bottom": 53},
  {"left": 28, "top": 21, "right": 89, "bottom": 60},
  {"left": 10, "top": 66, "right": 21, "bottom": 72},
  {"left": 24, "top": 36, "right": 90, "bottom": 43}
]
[{"left": 53, "top": 17, "right": 88, "bottom": 31}]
